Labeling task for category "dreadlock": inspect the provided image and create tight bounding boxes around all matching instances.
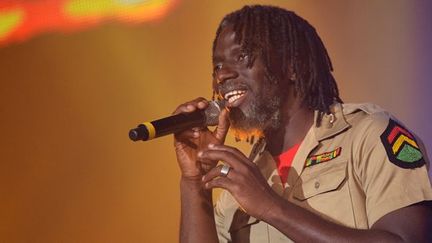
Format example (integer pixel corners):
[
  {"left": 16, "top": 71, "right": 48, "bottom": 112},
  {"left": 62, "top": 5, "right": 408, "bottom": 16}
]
[{"left": 212, "top": 5, "right": 342, "bottom": 118}]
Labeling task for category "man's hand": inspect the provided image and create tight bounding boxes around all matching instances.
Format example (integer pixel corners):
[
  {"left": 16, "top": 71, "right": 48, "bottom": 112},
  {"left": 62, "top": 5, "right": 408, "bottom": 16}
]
[
  {"left": 174, "top": 98, "right": 229, "bottom": 243},
  {"left": 200, "top": 143, "right": 280, "bottom": 220},
  {"left": 173, "top": 97, "right": 230, "bottom": 180}
]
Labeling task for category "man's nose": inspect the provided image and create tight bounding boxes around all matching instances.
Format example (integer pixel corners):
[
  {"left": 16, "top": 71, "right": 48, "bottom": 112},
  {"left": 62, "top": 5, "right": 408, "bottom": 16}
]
[{"left": 214, "top": 65, "right": 239, "bottom": 85}]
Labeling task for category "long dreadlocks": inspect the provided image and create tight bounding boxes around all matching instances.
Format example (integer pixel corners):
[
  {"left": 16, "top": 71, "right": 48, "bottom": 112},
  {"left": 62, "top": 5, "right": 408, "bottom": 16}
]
[{"left": 212, "top": 5, "right": 342, "bottom": 116}]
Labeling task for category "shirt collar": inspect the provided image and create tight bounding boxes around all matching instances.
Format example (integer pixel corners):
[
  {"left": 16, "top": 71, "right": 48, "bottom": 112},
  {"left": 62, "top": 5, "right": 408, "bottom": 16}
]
[{"left": 250, "top": 102, "right": 351, "bottom": 158}]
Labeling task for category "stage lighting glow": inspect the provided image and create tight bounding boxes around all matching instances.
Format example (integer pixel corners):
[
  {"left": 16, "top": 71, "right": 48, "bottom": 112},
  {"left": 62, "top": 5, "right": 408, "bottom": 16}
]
[
  {"left": 0, "top": 9, "right": 23, "bottom": 40},
  {"left": 0, "top": 0, "right": 179, "bottom": 46}
]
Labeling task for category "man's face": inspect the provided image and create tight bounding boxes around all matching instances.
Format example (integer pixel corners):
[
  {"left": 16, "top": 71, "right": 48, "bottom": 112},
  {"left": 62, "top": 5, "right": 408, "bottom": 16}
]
[{"left": 212, "top": 26, "right": 286, "bottom": 135}]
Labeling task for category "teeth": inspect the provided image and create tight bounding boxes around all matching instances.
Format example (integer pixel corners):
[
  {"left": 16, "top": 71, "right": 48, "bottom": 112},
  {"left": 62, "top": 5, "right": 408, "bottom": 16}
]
[
  {"left": 224, "top": 90, "right": 246, "bottom": 101},
  {"left": 228, "top": 94, "right": 244, "bottom": 103}
]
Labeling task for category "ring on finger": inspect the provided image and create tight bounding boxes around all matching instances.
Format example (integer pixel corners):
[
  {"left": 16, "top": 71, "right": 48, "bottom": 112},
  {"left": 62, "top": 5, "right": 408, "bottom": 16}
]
[{"left": 220, "top": 164, "right": 231, "bottom": 177}]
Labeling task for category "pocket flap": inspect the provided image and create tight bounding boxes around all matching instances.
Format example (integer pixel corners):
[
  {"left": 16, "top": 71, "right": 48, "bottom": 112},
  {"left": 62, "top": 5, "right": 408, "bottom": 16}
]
[{"left": 293, "top": 160, "right": 347, "bottom": 200}]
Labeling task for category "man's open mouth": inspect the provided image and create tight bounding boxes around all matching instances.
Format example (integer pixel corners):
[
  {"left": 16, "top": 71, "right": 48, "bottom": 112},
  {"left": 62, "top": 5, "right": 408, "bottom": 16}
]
[{"left": 223, "top": 89, "right": 248, "bottom": 107}]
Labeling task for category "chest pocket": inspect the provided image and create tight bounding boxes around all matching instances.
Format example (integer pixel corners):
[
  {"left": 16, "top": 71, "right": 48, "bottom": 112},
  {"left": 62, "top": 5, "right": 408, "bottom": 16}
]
[{"left": 293, "top": 159, "right": 347, "bottom": 200}]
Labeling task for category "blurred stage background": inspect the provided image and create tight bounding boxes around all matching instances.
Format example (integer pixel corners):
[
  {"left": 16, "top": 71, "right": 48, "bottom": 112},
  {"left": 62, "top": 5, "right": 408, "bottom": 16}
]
[{"left": 0, "top": 0, "right": 431, "bottom": 242}]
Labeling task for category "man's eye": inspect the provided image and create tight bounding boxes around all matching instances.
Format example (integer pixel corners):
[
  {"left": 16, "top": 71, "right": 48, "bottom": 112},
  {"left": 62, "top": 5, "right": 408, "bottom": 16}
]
[{"left": 214, "top": 64, "right": 223, "bottom": 71}]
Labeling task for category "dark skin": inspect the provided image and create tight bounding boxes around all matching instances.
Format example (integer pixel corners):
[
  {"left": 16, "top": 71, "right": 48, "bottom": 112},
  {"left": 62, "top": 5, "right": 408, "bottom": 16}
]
[{"left": 173, "top": 26, "right": 432, "bottom": 243}]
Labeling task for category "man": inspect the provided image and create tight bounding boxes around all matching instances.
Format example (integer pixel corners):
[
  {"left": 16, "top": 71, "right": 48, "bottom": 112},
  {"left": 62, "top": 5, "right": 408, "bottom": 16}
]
[{"left": 172, "top": 5, "right": 432, "bottom": 243}]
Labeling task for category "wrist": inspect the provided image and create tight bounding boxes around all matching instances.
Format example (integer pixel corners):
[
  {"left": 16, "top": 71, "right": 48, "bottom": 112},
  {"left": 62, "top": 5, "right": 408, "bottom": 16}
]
[
  {"left": 180, "top": 175, "right": 207, "bottom": 191},
  {"left": 259, "top": 193, "right": 285, "bottom": 222},
  {"left": 180, "top": 175, "right": 212, "bottom": 200},
  {"left": 181, "top": 174, "right": 203, "bottom": 184}
]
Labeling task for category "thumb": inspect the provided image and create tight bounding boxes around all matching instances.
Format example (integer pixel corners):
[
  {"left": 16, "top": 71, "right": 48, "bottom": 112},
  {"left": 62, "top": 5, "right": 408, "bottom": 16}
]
[{"left": 213, "top": 108, "right": 230, "bottom": 142}]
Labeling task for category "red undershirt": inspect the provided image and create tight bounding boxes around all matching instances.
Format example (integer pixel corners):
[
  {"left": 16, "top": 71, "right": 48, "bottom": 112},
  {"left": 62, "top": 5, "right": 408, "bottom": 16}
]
[{"left": 273, "top": 143, "right": 301, "bottom": 185}]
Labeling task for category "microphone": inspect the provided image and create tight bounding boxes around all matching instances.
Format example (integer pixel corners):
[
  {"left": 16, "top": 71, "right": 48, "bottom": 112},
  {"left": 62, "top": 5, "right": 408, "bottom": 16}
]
[{"left": 129, "top": 100, "right": 225, "bottom": 141}]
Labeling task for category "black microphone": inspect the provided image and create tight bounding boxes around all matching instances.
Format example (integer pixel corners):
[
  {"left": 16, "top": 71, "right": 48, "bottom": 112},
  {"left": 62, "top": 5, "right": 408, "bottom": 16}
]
[{"left": 129, "top": 100, "right": 225, "bottom": 141}]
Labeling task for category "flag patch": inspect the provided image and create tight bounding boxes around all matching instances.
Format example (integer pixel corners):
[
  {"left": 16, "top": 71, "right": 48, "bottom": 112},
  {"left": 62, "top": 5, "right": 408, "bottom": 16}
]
[
  {"left": 380, "top": 119, "right": 424, "bottom": 169},
  {"left": 305, "top": 147, "right": 342, "bottom": 167}
]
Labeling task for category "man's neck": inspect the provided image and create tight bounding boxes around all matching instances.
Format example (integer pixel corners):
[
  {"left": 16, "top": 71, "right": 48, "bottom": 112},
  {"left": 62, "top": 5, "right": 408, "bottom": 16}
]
[{"left": 264, "top": 103, "right": 314, "bottom": 156}]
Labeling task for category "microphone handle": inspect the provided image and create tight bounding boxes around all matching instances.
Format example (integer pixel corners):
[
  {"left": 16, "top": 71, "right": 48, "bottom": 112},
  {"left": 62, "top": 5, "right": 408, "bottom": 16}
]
[{"left": 129, "top": 111, "right": 205, "bottom": 141}]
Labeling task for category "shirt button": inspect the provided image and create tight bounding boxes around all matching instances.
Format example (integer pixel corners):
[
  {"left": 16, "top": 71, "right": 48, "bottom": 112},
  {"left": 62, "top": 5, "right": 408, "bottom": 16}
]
[{"left": 314, "top": 181, "right": 320, "bottom": 189}]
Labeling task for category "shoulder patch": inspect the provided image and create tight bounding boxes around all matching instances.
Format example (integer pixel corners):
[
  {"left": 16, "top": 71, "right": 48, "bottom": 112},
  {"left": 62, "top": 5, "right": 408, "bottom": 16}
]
[{"left": 380, "top": 119, "right": 425, "bottom": 168}]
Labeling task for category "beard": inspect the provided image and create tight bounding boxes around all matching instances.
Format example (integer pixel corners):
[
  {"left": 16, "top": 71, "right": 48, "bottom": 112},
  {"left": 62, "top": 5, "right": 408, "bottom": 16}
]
[{"left": 228, "top": 82, "right": 284, "bottom": 138}]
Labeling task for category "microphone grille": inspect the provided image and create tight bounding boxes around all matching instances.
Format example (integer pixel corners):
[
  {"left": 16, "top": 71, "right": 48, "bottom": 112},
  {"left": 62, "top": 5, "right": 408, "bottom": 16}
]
[{"left": 205, "top": 100, "right": 225, "bottom": 126}]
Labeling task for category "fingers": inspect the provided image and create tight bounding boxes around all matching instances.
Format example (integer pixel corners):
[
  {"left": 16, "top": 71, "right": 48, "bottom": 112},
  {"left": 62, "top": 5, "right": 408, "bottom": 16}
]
[
  {"left": 213, "top": 108, "right": 230, "bottom": 141},
  {"left": 174, "top": 127, "right": 208, "bottom": 141},
  {"left": 172, "top": 97, "right": 210, "bottom": 145},
  {"left": 198, "top": 148, "right": 241, "bottom": 169},
  {"left": 201, "top": 165, "right": 237, "bottom": 193},
  {"left": 202, "top": 144, "right": 253, "bottom": 166},
  {"left": 172, "top": 97, "right": 208, "bottom": 115},
  {"left": 202, "top": 164, "right": 232, "bottom": 183},
  {"left": 199, "top": 160, "right": 218, "bottom": 172},
  {"left": 173, "top": 128, "right": 198, "bottom": 147},
  {"left": 204, "top": 176, "right": 231, "bottom": 190},
  {"left": 198, "top": 144, "right": 251, "bottom": 174},
  {"left": 201, "top": 164, "right": 232, "bottom": 190}
]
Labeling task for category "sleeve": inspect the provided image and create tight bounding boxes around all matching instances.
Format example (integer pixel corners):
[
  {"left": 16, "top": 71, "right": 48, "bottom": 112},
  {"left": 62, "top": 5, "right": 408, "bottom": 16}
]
[
  {"left": 213, "top": 139, "right": 265, "bottom": 242},
  {"left": 214, "top": 190, "right": 232, "bottom": 243},
  {"left": 353, "top": 112, "right": 432, "bottom": 226}
]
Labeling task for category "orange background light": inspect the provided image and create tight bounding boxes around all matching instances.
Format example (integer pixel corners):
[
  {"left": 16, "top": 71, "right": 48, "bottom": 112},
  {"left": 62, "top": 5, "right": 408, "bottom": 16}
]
[{"left": 0, "top": 1, "right": 431, "bottom": 242}]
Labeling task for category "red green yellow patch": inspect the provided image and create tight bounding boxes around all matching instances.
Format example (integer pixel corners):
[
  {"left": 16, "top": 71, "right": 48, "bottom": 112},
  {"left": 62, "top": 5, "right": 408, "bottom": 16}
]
[
  {"left": 305, "top": 147, "right": 342, "bottom": 167},
  {"left": 380, "top": 119, "right": 424, "bottom": 168}
]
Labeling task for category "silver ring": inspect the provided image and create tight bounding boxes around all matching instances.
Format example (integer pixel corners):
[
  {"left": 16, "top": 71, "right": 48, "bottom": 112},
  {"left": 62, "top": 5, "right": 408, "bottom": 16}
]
[{"left": 220, "top": 164, "right": 231, "bottom": 177}]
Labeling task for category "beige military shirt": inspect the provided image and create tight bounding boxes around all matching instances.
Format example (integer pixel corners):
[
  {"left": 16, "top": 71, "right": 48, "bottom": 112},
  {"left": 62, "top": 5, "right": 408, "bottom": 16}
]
[{"left": 214, "top": 103, "right": 432, "bottom": 243}]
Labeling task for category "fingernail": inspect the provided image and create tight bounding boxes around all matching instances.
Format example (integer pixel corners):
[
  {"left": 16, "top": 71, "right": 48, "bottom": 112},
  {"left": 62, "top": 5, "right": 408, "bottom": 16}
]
[
  {"left": 197, "top": 151, "right": 203, "bottom": 157},
  {"left": 208, "top": 143, "right": 215, "bottom": 148},
  {"left": 187, "top": 105, "right": 194, "bottom": 110},
  {"left": 205, "top": 182, "right": 209, "bottom": 188},
  {"left": 193, "top": 131, "right": 200, "bottom": 137},
  {"left": 201, "top": 176, "right": 205, "bottom": 181}
]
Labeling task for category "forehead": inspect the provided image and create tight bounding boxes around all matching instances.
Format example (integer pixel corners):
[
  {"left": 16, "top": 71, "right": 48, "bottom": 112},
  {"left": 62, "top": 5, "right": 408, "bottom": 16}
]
[{"left": 213, "top": 26, "right": 242, "bottom": 62}]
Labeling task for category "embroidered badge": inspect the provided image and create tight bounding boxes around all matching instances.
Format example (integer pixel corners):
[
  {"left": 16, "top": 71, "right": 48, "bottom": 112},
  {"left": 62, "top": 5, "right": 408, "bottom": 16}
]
[
  {"left": 380, "top": 119, "right": 425, "bottom": 169},
  {"left": 305, "top": 147, "right": 342, "bottom": 167}
]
